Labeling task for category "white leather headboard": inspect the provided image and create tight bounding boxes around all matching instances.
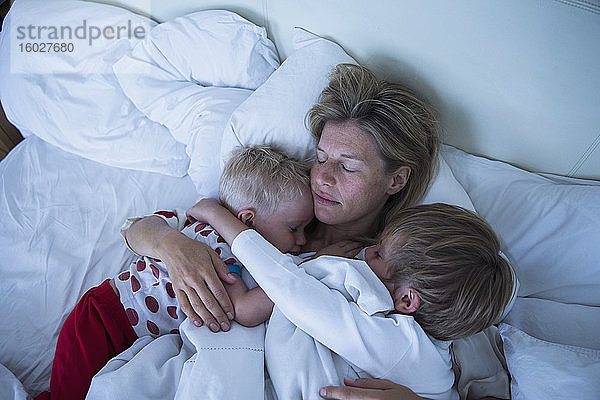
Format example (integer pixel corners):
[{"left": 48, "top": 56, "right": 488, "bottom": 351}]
[{"left": 99, "top": 0, "right": 600, "bottom": 180}]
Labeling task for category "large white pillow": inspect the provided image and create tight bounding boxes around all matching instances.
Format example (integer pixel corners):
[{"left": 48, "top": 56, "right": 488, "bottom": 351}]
[
  {"left": 499, "top": 323, "right": 600, "bottom": 400},
  {"left": 220, "top": 27, "right": 354, "bottom": 165},
  {"left": 0, "top": 0, "right": 189, "bottom": 175},
  {"left": 220, "top": 28, "right": 475, "bottom": 211},
  {"left": 442, "top": 145, "right": 600, "bottom": 306},
  {"left": 114, "top": 10, "right": 279, "bottom": 197}
]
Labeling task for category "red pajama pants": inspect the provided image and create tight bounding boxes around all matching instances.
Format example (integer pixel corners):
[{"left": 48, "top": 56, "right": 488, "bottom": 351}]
[{"left": 35, "top": 279, "right": 138, "bottom": 400}]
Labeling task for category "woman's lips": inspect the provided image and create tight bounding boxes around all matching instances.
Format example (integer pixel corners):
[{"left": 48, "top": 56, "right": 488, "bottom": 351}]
[{"left": 314, "top": 191, "right": 340, "bottom": 206}]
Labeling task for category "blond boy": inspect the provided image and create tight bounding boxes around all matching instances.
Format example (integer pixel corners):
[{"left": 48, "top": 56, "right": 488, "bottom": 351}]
[
  {"left": 187, "top": 201, "right": 515, "bottom": 400},
  {"left": 43, "top": 145, "right": 314, "bottom": 400}
]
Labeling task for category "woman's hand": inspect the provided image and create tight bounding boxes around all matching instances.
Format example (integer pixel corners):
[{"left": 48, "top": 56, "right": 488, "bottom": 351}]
[
  {"left": 320, "top": 378, "right": 427, "bottom": 400},
  {"left": 157, "top": 230, "right": 236, "bottom": 332},
  {"left": 126, "top": 215, "right": 236, "bottom": 332}
]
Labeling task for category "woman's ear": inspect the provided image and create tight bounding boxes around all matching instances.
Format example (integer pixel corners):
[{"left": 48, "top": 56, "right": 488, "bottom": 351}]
[
  {"left": 394, "top": 286, "right": 420, "bottom": 314},
  {"left": 387, "top": 166, "right": 411, "bottom": 195},
  {"left": 237, "top": 209, "right": 256, "bottom": 227}
]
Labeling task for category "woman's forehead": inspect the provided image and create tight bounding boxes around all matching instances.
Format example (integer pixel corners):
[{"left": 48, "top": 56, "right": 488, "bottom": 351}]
[{"left": 319, "top": 120, "right": 378, "bottom": 159}]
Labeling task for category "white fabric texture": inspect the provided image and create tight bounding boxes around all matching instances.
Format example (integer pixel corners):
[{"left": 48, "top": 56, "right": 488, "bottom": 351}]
[
  {"left": 113, "top": 10, "right": 279, "bottom": 197},
  {"left": 87, "top": 335, "right": 183, "bottom": 400},
  {"left": 0, "top": 137, "right": 198, "bottom": 396},
  {"left": 0, "top": 363, "right": 30, "bottom": 400},
  {"left": 499, "top": 323, "right": 600, "bottom": 400},
  {"left": 87, "top": 319, "right": 266, "bottom": 400},
  {"left": 0, "top": 0, "right": 190, "bottom": 175},
  {"left": 451, "top": 327, "right": 510, "bottom": 400},
  {"left": 502, "top": 297, "right": 600, "bottom": 350},
  {"left": 231, "top": 229, "right": 457, "bottom": 400}
]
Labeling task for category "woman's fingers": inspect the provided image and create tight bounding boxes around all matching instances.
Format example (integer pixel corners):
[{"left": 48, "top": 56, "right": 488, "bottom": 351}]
[
  {"left": 320, "top": 378, "right": 423, "bottom": 400},
  {"left": 188, "top": 284, "right": 228, "bottom": 332},
  {"left": 197, "top": 277, "right": 232, "bottom": 332},
  {"left": 209, "top": 251, "right": 236, "bottom": 318},
  {"left": 319, "top": 385, "right": 382, "bottom": 400},
  {"left": 174, "top": 286, "right": 203, "bottom": 326},
  {"left": 344, "top": 378, "right": 396, "bottom": 390},
  {"left": 160, "top": 235, "right": 234, "bottom": 331}
]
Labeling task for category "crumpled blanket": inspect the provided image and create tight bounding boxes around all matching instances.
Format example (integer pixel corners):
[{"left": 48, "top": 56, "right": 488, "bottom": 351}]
[{"left": 87, "top": 318, "right": 266, "bottom": 400}]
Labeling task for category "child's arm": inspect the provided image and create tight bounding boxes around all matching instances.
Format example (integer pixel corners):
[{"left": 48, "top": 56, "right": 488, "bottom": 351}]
[
  {"left": 186, "top": 198, "right": 250, "bottom": 244},
  {"left": 224, "top": 279, "right": 273, "bottom": 327}
]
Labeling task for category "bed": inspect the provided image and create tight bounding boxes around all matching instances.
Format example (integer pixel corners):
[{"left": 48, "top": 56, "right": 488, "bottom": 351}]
[{"left": 0, "top": 0, "right": 599, "bottom": 399}]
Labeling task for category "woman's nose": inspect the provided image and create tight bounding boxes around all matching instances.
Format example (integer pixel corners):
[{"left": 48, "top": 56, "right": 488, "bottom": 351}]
[{"left": 313, "top": 162, "right": 335, "bottom": 186}]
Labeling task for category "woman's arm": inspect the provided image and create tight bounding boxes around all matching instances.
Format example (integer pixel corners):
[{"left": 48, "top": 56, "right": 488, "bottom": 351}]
[{"left": 125, "top": 215, "right": 236, "bottom": 332}]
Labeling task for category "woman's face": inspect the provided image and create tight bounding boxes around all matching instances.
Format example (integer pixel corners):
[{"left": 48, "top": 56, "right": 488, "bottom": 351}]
[{"left": 310, "top": 120, "right": 401, "bottom": 229}]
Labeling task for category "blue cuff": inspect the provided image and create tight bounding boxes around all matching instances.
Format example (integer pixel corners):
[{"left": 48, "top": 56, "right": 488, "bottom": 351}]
[{"left": 226, "top": 263, "right": 242, "bottom": 276}]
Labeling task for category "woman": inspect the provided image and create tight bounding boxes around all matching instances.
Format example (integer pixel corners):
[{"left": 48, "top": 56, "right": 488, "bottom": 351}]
[{"left": 125, "top": 63, "right": 439, "bottom": 333}]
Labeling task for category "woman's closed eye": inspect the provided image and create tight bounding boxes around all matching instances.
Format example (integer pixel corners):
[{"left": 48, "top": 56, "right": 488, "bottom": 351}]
[{"left": 340, "top": 163, "right": 356, "bottom": 173}]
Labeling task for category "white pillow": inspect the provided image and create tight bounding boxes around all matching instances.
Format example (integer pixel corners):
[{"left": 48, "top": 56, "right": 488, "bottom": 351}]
[
  {"left": 442, "top": 145, "right": 600, "bottom": 306},
  {"left": 499, "top": 323, "right": 600, "bottom": 400},
  {"left": 220, "top": 28, "right": 475, "bottom": 212},
  {"left": 0, "top": 0, "right": 190, "bottom": 175},
  {"left": 420, "top": 153, "right": 475, "bottom": 211},
  {"left": 114, "top": 10, "right": 279, "bottom": 197},
  {"left": 220, "top": 27, "right": 355, "bottom": 166}
]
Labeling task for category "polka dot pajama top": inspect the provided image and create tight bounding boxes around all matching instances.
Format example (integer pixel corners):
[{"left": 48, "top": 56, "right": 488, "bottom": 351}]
[{"left": 115, "top": 210, "right": 243, "bottom": 338}]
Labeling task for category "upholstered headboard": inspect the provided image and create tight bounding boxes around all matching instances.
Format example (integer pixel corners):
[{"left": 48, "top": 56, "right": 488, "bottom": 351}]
[{"left": 100, "top": 0, "right": 600, "bottom": 180}]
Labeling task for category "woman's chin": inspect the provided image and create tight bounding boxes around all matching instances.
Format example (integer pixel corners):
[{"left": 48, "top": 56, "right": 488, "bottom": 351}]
[{"left": 314, "top": 206, "right": 344, "bottom": 225}]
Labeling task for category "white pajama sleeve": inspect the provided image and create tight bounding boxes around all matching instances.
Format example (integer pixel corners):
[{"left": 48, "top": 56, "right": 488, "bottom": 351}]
[{"left": 232, "top": 230, "right": 413, "bottom": 376}]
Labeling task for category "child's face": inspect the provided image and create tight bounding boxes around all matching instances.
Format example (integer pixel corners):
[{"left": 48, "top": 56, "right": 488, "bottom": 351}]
[
  {"left": 364, "top": 242, "right": 395, "bottom": 295},
  {"left": 252, "top": 186, "right": 314, "bottom": 255}
]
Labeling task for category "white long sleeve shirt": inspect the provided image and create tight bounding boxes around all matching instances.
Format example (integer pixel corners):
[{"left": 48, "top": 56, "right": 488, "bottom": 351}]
[{"left": 231, "top": 229, "right": 457, "bottom": 400}]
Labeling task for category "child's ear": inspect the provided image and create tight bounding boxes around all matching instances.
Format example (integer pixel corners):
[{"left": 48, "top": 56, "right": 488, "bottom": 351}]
[
  {"left": 387, "top": 166, "right": 411, "bottom": 196},
  {"left": 394, "top": 286, "right": 420, "bottom": 314},
  {"left": 237, "top": 209, "right": 256, "bottom": 227}
]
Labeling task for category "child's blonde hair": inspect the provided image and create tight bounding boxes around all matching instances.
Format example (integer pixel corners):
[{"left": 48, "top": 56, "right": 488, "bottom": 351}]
[
  {"left": 219, "top": 144, "right": 311, "bottom": 215},
  {"left": 381, "top": 203, "right": 514, "bottom": 341}
]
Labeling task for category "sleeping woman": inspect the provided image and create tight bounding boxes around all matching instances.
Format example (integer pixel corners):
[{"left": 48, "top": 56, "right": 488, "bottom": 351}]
[
  {"left": 124, "top": 63, "right": 442, "bottom": 398},
  {"left": 126, "top": 63, "right": 439, "bottom": 333}
]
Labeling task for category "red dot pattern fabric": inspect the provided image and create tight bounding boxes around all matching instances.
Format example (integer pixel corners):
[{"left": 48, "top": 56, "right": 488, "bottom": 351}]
[{"left": 114, "top": 211, "right": 244, "bottom": 338}]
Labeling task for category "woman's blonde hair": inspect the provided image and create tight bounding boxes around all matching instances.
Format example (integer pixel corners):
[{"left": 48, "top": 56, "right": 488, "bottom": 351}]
[
  {"left": 219, "top": 144, "right": 311, "bottom": 215},
  {"left": 307, "top": 63, "right": 440, "bottom": 233},
  {"left": 381, "top": 203, "right": 514, "bottom": 341}
]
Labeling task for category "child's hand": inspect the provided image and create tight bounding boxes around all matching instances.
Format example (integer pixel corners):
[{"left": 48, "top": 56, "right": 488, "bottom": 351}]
[
  {"left": 314, "top": 240, "right": 363, "bottom": 259},
  {"left": 186, "top": 198, "right": 222, "bottom": 223}
]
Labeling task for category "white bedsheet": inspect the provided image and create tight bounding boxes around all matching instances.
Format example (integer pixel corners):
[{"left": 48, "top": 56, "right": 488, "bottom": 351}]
[
  {"left": 0, "top": 137, "right": 198, "bottom": 395},
  {"left": 87, "top": 319, "right": 265, "bottom": 400}
]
